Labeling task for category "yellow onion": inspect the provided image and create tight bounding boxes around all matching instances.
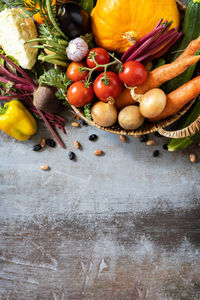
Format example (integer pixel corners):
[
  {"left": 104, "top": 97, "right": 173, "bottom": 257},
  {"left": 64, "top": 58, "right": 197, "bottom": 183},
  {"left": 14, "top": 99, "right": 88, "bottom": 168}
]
[
  {"left": 139, "top": 88, "right": 167, "bottom": 118},
  {"left": 91, "top": 100, "right": 117, "bottom": 127}
]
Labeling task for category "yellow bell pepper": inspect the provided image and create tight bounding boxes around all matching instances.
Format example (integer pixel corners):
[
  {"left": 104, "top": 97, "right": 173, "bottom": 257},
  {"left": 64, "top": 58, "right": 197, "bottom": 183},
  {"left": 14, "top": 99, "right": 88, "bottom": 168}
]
[{"left": 0, "top": 100, "right": 37, "bottom": 141}]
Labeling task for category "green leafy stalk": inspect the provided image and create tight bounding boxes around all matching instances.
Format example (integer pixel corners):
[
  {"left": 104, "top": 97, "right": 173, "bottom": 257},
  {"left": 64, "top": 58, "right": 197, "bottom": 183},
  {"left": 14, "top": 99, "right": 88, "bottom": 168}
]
[
  {"left": 0, "top": 1, "right": 9, "bottom": 12},
  {"left": 38, "top": 0, "right": 51, "bottom": 31},
  {"left": 46, "top": 0, "right": 68, "bottom": 40},
  {"left": 80, "top": 0, "right": 94, "bottom": 14},
  {"left": 38, "top": 53, "right": 69, "bottom": 67}
]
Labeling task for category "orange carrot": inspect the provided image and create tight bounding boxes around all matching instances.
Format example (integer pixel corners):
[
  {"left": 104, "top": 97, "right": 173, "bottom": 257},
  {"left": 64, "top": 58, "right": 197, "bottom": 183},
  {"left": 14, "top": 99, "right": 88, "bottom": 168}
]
[
  {"left": 136, "top": 55, "right": 200, "bottom": 95},
  {"left": 115, "top": 88, "right": 136, "bottom": 110},
  {"left": 176, "top": 36, "right": 200, "bottom": 61},
  {"left": 149, "top": 76, "right": 200, "bottom": 122}
]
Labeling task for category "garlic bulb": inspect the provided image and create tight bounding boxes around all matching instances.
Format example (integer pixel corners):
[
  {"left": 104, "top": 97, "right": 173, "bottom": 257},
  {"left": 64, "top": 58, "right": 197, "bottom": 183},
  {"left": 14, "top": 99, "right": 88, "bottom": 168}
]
[{"left": 66, "top": 37, "right": 89, "bottom": 62}]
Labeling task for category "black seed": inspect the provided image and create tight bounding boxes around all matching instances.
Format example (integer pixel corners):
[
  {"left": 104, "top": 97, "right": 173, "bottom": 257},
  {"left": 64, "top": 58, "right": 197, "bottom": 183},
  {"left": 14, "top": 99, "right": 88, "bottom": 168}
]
[
  {"left": 80, "top": 119, "right": 88, "bottom": 126},
  {"left": 89, "top": 134, "right": 98, "bottom": 141},
  {"left": 68, "top": 151, "right": 75, "bottom": 160},
  {"left": 163, "top": 144, "right": 168, "bottom": 150},
  {"left": 153, "top": 150, "right": 159, "bottom": 157},
  {"left": 139, "top": 135, "right": 149, "bottom": 143},
  {"left": 46, "top": 139, "right": 56, "bottom": 147},
  {"left": 33, "top": 144, "right": 42, "bottom": 151}
]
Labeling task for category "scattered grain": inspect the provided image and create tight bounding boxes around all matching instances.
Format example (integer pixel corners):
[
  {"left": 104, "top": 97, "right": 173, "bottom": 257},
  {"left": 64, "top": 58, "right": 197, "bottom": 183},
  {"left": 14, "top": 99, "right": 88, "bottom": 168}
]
[
  {"left": 41, "top": 138, "right": 46, "bottom": 148},
  {"left": 146, "top": 139, "right": 155, "bottom": 146},
  {"left": 74, "top": 141, "right": 80, "bottom": 149},
  {"left": 190, "top": 153, "right": 196, "bottom": 163},
  {"left": 120, "top": 135, "right": 126, "bottom": 143},
  {"left": 72, "top": 122, "right": 80, "bottom": 128},
  {"left": 40, "top": 165, "right": 50, "bottom": 171},
  {"left": 94, "top": 150, "right": 103, "bottom": 156}
]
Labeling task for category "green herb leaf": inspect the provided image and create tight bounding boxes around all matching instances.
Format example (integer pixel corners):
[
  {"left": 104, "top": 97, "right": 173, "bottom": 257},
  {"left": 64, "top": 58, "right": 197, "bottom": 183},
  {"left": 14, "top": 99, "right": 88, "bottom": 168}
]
[
  {"left": 84, "top": 103, "right": 92, "bottom": 122},
  {"left": 39, "top": 68, "right": 72, "bottom": 93},
  {"left": 0, "top": 1, "right": 9, "bottom": 12},
  {"left": 5, "top": 81, "right": 14, "bottom": 93},
  {"left": 0, "top": 49, "right": 19, "bottom": 69},
  {"left": 80, "top": 0, "right": 94, "bottom": 15},
  {"left": 31, "top": 60, "right": 47, "bottom": 80},
  {"left": 80, "top": 33, "right": 94, "bottom": 46}
]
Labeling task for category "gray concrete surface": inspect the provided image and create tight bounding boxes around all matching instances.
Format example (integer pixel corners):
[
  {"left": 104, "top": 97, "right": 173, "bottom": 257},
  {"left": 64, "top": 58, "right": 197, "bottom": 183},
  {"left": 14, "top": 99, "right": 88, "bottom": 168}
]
[
  {"left": 0, "top": 114, "right": 200, "bottom": 219},
  {"left": 1, "top": 112, "right": 200, "bottom": 299},
  {"left": 1, "top": 0, "right": 200, "bottom": 298}
]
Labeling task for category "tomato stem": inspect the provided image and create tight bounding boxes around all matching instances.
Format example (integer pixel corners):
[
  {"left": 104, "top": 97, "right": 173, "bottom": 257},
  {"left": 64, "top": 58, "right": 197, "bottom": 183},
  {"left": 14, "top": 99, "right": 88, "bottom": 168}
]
[{"left": 82, "top": 52, "right": 122, "bottom": 86}]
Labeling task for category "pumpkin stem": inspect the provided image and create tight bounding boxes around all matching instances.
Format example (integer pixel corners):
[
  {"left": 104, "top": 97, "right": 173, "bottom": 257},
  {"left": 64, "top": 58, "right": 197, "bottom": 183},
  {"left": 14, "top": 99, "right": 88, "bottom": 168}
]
[{"left": 123, "top": 31, "right": 138, "bottom": 44}]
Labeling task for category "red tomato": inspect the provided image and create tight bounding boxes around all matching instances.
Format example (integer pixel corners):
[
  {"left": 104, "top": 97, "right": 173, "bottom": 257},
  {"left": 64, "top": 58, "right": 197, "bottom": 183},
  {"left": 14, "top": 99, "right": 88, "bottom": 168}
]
[
  {"left": 87, "top": 48, "right": 110, "bottom": 71},
  {"left": 67, "top": 62, "right": 88, "bottom": 82},
  {"left": 67, "top": 81, "right": 93, "bottom": 107},
  {"left": 93, "top": 71, "right": 122, "bottom": 102},
  {"left": 118, "top": 61, "right": 148, "bottom": 87}
]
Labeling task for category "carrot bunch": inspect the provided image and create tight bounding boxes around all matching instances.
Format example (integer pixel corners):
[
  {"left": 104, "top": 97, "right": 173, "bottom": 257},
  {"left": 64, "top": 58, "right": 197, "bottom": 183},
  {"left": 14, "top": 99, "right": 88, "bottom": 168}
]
[{"left": 128, "top": 36, "right": 200, "bottom": 121}]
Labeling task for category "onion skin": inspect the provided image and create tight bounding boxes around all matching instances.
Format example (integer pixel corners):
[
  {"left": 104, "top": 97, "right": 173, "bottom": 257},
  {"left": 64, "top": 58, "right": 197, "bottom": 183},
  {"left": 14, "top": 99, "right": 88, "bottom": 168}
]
[
  {"left": 91, "top": 101, "right": 117, "bottom": 127},
  {"left": 118, "top": 105, "right": 144, "bottom": 130},
  {"left": 139, "top": 88, "right": 166, "bottom": 118}
]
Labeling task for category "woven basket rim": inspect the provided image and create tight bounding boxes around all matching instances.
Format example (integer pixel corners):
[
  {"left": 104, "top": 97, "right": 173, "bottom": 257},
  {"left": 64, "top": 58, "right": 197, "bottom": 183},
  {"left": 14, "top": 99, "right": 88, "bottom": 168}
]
[{"left": 73, "top": 0, "right": 192, "bottom": 136}]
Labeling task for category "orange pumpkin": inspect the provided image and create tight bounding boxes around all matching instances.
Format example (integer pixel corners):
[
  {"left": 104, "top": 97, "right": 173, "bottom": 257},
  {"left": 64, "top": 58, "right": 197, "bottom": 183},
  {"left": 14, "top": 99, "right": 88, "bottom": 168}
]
[{"left": 91, "top": 0, "right": 180, "bottom": 53}]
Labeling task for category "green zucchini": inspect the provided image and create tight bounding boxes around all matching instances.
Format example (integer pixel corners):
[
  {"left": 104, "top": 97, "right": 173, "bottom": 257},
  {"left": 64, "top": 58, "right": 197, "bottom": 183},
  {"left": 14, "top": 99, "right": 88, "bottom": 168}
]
[
  {"left": 168, "top": 99, "right": 200, "bottom": 151},
  {"left": 163, "top": 0, "right": 200, "bottom": 94}
]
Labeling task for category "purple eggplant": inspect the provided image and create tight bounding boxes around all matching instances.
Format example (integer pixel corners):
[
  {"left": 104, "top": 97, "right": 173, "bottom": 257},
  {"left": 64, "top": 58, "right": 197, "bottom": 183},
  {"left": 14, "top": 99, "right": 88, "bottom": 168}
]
[{"left": 57, "top": 1, "right": 91, "bottom": 40}]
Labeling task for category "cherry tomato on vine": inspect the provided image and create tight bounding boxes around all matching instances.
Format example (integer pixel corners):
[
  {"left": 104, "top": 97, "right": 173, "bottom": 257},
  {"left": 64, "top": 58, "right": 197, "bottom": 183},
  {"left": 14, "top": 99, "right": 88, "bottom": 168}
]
[
  {"left": 118, "top": 61, "right": 148, "bottom": 87},
  {"left": 67, "top": 81, "right": 93, "bottom": 107},
  {"left": 93, "top": 71, "right": 122, "bottom": 102},
  {"left": 87, "top": 48, "right": 110, "bottom": 71},
  {"left": 67, "top": 62, "right": 89, "bottom": 82}
]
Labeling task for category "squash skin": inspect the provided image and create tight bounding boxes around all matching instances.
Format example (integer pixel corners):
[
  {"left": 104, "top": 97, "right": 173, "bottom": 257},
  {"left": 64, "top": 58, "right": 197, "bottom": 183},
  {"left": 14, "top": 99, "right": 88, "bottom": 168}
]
[{"left": 91, "top": 0, "right": 180, "bottom": 53}]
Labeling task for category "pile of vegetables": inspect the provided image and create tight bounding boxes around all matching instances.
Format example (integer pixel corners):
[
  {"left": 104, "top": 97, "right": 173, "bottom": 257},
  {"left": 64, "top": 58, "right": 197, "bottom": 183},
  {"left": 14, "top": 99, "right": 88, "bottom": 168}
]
[{"left": 0, "top": 0, "right": 200, "bottom": 153}]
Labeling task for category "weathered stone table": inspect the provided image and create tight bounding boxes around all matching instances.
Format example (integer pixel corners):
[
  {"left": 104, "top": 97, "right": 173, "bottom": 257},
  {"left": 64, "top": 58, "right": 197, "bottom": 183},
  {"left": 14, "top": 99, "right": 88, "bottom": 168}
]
[{"left": 1, "top": 1, "right": 200, "bottom": 298}]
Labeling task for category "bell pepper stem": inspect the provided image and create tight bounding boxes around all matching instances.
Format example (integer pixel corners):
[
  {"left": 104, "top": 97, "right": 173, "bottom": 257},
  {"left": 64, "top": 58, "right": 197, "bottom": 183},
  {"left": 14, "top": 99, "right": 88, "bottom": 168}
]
[{"left": 0, "top": 104, "right": 8, "bottom": 115}]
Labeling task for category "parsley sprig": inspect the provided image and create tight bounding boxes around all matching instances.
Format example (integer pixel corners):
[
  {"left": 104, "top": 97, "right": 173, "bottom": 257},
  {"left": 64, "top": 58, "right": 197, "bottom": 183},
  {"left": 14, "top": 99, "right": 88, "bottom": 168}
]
[{"left": 39, "top": 68, "right": 71, "bottom": 102}]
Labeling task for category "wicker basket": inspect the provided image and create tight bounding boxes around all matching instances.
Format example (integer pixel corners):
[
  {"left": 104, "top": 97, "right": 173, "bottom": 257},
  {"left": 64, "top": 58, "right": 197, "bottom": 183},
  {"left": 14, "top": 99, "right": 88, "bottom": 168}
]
[{"left": 72, "top": 0, "right": 200, "bottom": 139}]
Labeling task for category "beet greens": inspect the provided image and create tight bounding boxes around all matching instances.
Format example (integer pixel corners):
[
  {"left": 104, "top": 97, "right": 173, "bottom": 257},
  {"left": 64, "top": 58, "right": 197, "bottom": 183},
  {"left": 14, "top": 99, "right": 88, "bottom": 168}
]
[
  {"left": 121, "top": 20, "right": 182, "bottom": 64},
  {"left": 0, "top": 54, "right": 66, "bottom": 147}
]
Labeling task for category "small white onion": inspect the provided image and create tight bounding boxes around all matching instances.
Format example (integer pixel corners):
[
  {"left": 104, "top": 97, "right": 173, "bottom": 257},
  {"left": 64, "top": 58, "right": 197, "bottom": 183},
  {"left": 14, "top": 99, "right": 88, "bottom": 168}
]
[
  {"left": 66, "top": 37, "right": 89, "bottom": 62},
  {"left": 139, "top": 88, "right": 167, "bottom": 118}
]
